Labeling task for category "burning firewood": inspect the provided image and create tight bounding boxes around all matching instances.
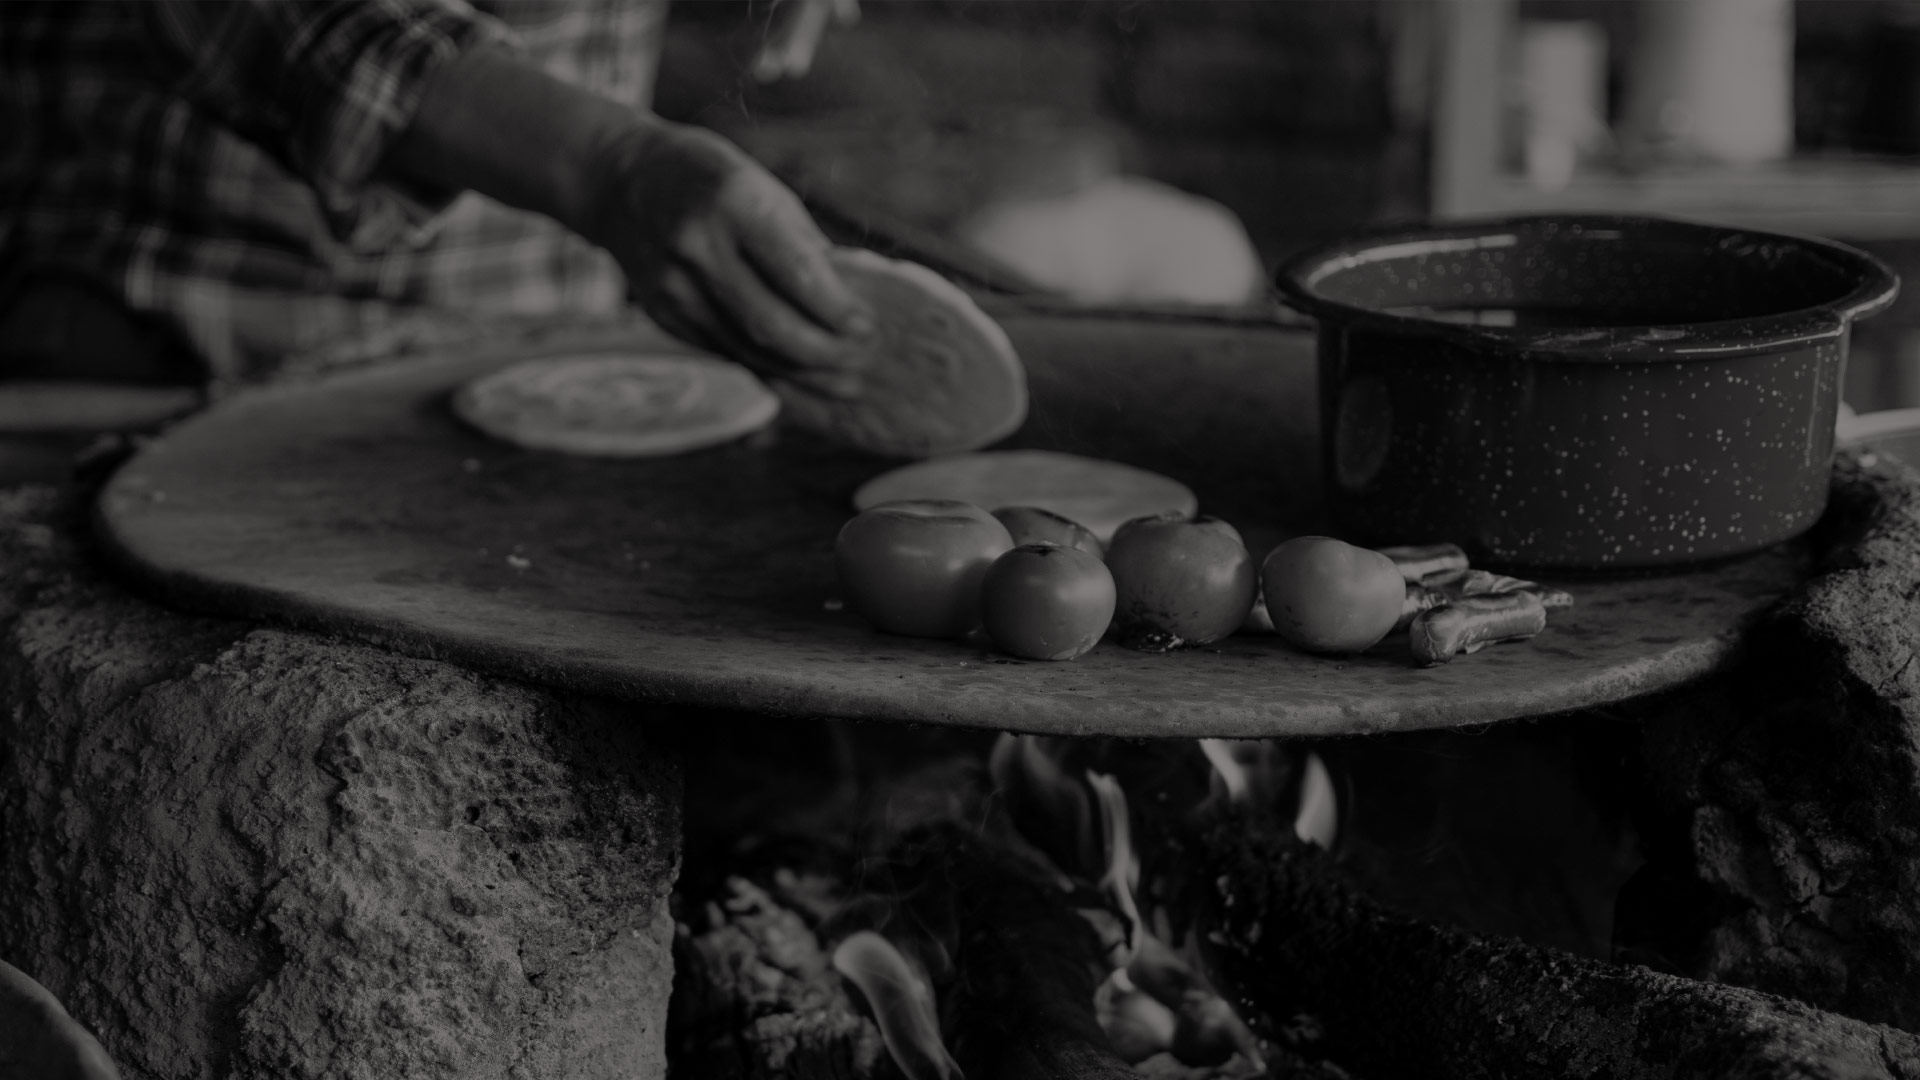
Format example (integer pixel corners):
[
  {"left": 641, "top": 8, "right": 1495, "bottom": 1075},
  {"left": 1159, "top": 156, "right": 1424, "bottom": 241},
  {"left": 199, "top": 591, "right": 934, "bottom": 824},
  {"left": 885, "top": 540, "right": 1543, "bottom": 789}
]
[
  {"left": 669, "top": 876, "right": 895, "bottom": 1080},
  {"left": 673, "top": 723, "right": 1150, "bottom": 1079},
  {"left": 989, "top": 735, "right": 1315, "bottom": 1076},
  {"left": 1179, "top": 815, "right": 1920, "bottom": 1080},
  {"left": 883, "top": 825, "right": 1143, "bottom": 1080}
]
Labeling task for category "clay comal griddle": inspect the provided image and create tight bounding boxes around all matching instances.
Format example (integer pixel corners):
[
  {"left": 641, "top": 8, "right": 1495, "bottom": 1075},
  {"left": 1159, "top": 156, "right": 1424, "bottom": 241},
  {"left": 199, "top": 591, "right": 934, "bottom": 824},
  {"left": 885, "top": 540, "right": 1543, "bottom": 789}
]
[{"left": 94, "top": 313, "right": 1803, "bottom": 738}]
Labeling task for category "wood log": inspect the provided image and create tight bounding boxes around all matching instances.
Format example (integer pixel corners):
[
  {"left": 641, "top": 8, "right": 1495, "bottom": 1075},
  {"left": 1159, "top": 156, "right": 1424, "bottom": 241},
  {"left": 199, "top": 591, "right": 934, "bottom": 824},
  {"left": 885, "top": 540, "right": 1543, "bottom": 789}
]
[
  {"left": 1183, "top": 814, "right": 1920, "bottom": 1080},
  {"left": 886, "top": 826, "right": 1143, "bottom": 1080},
  {"left": 666, "top": 824, "right": 1140, "bottom": 1080},
  {"left": 668, "top": 876, "right": 896, "bottom": 1080},
  {"left": 671, "top": 721, "right": 1142, "bottom": 1080}
]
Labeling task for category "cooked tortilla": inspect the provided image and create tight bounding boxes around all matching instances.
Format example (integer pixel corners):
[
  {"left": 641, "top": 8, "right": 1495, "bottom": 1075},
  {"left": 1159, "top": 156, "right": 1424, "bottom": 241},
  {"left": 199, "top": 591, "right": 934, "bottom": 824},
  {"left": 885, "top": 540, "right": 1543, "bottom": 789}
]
[
  {"left": 774, "top": 248, "right": 1028, "bottom": 458},
  {"left": 451, "top": 353, "right": 780, "bottom": 457},
  {"left": 853, "top": 450, "right": 1197, "bottom": 542}
]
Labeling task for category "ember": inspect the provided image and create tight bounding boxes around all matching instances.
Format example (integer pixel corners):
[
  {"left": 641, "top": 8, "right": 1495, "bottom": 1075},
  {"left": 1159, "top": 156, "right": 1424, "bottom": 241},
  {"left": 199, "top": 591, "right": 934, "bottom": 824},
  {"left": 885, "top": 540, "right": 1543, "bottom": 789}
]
[
  {"left": 668, "top": 696, "right": 1920, "bottom": 1079},
  {"left": 672, "top": 719, "right": 1363, "bottom": 1078}
]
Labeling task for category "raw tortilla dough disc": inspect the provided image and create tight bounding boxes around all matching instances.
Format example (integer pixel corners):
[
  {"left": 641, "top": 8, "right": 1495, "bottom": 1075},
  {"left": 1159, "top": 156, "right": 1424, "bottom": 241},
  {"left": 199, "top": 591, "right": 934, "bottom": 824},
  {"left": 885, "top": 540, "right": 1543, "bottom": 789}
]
[
  {"left": 452, "top": 353, "right": 780, "bottom": 457},
  {"left": 853, "top": 450, "right": 1198, "bottom": 542},
  {"left": 774, "top": 248, "right": 1028, "bottom": 459}
]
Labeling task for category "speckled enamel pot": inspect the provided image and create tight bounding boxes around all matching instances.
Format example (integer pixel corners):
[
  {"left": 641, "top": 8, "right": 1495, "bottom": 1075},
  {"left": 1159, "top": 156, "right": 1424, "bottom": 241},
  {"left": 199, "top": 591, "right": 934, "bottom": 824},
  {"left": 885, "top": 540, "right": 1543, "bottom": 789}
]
[{"left": 1276, "top": 215, "right": 1898, "bottom": 570}]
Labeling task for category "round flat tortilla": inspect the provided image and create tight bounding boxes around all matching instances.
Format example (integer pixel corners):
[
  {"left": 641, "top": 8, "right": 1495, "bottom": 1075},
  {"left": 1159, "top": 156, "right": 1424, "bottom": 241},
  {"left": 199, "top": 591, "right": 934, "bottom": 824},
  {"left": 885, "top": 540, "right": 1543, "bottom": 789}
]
[
  {"left": 452, "top": 354, "right": 779, "bottom": 458},
  {"left": 853, "top": 450, "right": 1197, "bottom": 542},
  {"left": 775, "top": 248, "right": 1027, "bottom": 458}
]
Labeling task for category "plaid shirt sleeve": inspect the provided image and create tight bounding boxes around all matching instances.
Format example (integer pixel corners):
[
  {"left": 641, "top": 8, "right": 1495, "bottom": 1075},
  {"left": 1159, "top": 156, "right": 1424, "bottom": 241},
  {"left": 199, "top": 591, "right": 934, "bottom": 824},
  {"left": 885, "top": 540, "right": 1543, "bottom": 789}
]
[{"left": 142, "top": 0, "right": 517, "bottom": 251}]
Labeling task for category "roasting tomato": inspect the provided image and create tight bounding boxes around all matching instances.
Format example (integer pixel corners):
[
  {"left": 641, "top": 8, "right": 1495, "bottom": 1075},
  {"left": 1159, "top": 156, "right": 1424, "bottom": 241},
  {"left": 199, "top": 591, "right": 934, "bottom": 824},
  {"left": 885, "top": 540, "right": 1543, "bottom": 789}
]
[
  {"left": 1260, "top": 536, "right": 1403, "bottom": 654},
  {"left": 835, "top": 500, "right": 1014, "bottom": 638},
  {"left": 1105, "top": 513, "right": 1257, "bottom": 652},
  {"left": 981, "top": 544, "right": 1117, "bottom": 661},
  {"left": 991, "top": 506, "right": 1104, "bottom": 557}
]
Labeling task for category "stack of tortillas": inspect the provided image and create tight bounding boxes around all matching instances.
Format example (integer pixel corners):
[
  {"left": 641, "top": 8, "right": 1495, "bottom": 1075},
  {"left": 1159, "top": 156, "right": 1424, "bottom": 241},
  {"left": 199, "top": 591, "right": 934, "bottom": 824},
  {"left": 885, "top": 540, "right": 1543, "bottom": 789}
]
[
  {"left": 773, "top": 248, "right": 1027, "bottom": 458},
  {"left": 451, "top": 248, "right": 1026, "bottom": 461},
  {"left": 853, "top": 450, "right": 1197, "bottom": 543}
]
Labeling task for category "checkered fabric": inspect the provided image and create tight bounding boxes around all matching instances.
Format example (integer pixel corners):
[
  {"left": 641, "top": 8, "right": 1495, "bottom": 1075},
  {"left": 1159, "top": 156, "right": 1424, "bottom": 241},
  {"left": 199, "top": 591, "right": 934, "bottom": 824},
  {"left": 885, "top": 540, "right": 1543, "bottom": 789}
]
[{"left": 0, "top": 0, "right": 667, "bottom": 382}]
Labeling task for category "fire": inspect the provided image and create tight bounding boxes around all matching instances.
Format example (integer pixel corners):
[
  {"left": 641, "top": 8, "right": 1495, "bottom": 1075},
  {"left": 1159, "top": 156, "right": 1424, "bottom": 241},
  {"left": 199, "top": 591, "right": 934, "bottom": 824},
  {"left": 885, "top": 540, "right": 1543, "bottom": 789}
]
[
  {"left": 987, "top": 732, "right": 1097, "bottom": 883},
  {"left": 683, "top": 729, "right": 1353, "bottom": 1076},
  {"left": 1086, "top": 770, "right": 1145, "bottom": 959},
  {"left": 1094, "top": 967, "right": 1179, "bottom": 1062},
  {"left": 1294, "top": 750, "right": 1338, "bottom": 850},
  {"left": 989, "top": 733, "right": 1271, "bottom": 1072},
  {"left": 831, "top": 930, "right": 964, "bottom": 1080},
  {"left": 1199, "top": 738, "right": 1250, "bottom": 805},
  {"left": 1199, "top": 738, "right": 1340, "bottom": 851}
]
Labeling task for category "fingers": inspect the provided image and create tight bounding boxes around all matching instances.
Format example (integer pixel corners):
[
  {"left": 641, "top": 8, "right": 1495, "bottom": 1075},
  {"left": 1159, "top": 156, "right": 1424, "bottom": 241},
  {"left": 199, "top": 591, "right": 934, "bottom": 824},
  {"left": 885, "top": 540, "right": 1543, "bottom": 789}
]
[
  {"left": 734, "top": 192, "right": 873, "bottom": 340},
  {"left": 598, "top": 122, "right": 871, "bottom": 394},
  {"left": 697, "top": 235, "right": 865, "bottom": 378},
  {"left": 639, "top": 263, "right": 862, "bottom": 400},
  {"left": 637, "top": 268, "right": 725, "bottom": 354}
]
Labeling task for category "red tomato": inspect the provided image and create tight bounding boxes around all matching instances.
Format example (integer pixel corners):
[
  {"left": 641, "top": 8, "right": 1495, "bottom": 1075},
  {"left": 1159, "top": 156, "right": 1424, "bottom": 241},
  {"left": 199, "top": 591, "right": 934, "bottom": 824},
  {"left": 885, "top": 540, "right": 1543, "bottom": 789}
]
[
  {"left": 1105, "top": 513, "right": 1256, "bottom": 652},
  {"left": 991, "top": 506, "right": 1104, "bottom": 557},
  {"left": 981, "top": 544, "right": 1117, "bottom": 660},
  {"left": 1261, "top": 536, "right": 1403, "bottom": 654},
  {"left": 835, "top": 500, "right": 1014, "bottom": 638}
]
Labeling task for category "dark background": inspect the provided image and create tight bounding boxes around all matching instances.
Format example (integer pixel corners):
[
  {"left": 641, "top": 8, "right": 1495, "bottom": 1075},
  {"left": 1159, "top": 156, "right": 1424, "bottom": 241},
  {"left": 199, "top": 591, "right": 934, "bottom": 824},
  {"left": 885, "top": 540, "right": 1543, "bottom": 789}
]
[{"left": 655, "top": 0, "right": 1920, "bottom": 412}]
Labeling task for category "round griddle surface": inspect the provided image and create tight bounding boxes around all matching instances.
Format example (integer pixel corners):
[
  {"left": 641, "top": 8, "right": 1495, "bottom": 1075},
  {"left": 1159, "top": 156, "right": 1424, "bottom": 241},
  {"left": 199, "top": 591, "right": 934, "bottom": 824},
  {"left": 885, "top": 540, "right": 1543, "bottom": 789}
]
[{"left": 95, "top": 322, "right": 1804, "bottom": 738}]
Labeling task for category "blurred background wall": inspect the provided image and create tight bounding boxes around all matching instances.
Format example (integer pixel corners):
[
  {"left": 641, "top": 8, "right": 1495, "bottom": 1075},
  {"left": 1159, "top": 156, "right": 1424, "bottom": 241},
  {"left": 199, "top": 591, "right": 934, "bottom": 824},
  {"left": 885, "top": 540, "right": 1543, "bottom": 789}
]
[{"left": 654, "top": 0, "right": 1920, "bottom": 412}]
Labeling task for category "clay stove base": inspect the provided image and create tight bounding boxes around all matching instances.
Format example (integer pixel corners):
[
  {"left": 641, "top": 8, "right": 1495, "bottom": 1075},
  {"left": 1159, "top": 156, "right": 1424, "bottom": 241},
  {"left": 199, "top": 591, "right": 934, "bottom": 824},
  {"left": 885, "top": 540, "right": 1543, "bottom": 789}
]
[{"left": 0, "top": 487, "right": 681, "bottom": 1080}]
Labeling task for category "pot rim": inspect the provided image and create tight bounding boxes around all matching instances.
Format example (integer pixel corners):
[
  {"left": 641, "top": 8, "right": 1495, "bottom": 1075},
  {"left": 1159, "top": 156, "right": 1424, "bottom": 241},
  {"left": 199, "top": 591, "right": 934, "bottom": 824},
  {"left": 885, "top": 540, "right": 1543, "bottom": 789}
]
[{"left": 1274, "top": 213, "right": 1900, "bottom": 363}]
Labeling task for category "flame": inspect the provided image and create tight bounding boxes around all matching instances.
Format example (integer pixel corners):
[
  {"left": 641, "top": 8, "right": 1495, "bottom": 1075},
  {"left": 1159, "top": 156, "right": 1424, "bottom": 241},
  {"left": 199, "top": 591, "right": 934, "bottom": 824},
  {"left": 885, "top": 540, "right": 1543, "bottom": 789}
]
[
  {"left": 1198, "top": 739, "right": 1250, "bottom": 805},
  {"left": 988, "top": 733, "right": 1097, "bottom": 882},
  {"left": 1124, "top": 933, "right": 1268, "bottom": 1072},
  {"left": 1089, "top": 766, "right": 1267, "bottom": 1073},
  {"left": 832, "top": 930, "right": 964, "bottom": 1080},
  {"left": 988, "top": 734, "right": 1277, "bottom": 1072},
  {"left": 1086, "top": 770, "right": 1144, "bottom": 959},
  {"left": 1095, "top": 968, "right": 1178, "bottom": 1061},
  {"left": 1295, "top": 750, "right": 1338, "bottom": 849},
  {"left": 1196, "top": 741, "right": 1340, "bottom": 851}
]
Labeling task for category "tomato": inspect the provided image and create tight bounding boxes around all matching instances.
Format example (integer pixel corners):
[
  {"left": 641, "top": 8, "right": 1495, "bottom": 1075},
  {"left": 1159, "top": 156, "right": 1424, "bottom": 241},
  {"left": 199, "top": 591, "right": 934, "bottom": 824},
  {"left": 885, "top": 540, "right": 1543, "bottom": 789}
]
[
  {"left": 991, "top": 506, "right": 1104, "bottom": 557},
  {"left": 981, "top": 544, "right": 1117, "bottom": 660},
  {"left": 1105, "top": 513, "right": 1256, "bottom": 652},
  {"left": 835, "top": 500, "right": 1014, "bottom": 638},
  {"left": 1260, "top": 536, "right": 1403, "bottom": 654}
]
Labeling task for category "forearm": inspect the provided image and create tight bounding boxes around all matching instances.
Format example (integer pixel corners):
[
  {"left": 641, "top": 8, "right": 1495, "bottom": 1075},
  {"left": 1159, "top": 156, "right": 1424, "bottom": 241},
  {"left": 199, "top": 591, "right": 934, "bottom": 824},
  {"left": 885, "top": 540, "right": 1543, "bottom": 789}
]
[
  {"left": 387, "top": 37, "right": 870, "bottom": 383},
  {"left": 386, "top": 45, "right": 645, "bottom": 237}
]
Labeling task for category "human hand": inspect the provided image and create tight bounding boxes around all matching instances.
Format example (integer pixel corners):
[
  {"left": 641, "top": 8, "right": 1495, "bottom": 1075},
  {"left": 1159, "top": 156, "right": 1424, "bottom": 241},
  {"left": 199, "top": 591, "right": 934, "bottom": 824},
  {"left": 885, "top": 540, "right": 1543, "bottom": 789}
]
[
  {"left": 0, "top": 959, "right": 121, "bottom": 1080},
  {"left": 583, "top": 121, "right": 873, "bottom": 397},
  {"left": 753, "top": 0, "right": 861, "bottom": 82}
]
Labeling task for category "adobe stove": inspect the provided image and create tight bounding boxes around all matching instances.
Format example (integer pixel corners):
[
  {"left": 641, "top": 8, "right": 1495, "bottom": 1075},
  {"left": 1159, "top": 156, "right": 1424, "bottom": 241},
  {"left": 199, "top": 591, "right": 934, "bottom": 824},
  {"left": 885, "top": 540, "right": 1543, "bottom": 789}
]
[{"left": 3, "top": 310, "right": 1920, "bottom": 1077}]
